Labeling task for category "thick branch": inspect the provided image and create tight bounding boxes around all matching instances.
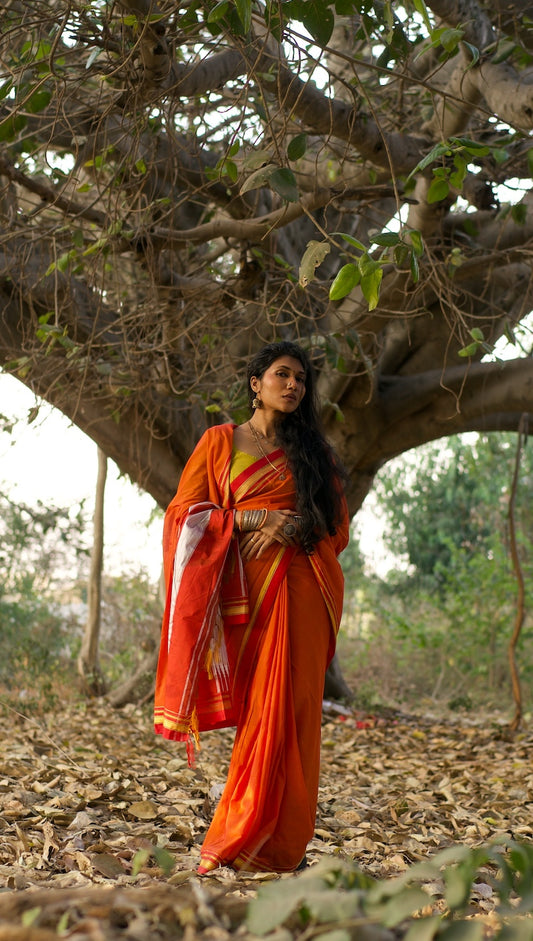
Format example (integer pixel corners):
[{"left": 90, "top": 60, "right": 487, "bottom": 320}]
[{"left": 149, "top": 183, "right": 395, "bottom": 245}]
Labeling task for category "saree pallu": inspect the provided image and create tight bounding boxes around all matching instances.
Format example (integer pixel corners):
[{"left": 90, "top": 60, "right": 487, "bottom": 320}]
[{"left": 154, "top": 423, "right": 349, "bottom": 872}]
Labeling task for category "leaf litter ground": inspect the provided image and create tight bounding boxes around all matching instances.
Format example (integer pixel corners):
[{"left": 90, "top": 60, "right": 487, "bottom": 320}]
[{"left": 0, "top": 698, "right": 531, "bottom": 940}]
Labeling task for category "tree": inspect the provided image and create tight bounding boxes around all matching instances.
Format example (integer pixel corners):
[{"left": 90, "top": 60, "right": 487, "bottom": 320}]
[
  {"left": 370, "top": 434, "right": 533, "bottom": 706},
  {"left": 78, "top": 446, "right": 108, "bottom": 695},
  {"left": 375, "top": 436, "right": 509, "bottom": 584},
  {"left": 1, "top": 0, "right": 533, "bottom": 517},
  {"left": 0, "top": 487, "right": 88, "bottom": 699}
]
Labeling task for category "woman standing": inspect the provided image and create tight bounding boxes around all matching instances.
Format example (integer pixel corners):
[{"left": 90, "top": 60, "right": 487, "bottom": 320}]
[{"left": 154, "top": 341, "right": 349, "bottom": 873}]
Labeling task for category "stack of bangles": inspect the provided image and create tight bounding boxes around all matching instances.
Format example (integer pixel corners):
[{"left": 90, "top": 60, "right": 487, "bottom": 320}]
[
  {"left": 238, "top": 508, "right": 268, "bottom": 531},
  {"left": 236, "top": 510, "right": 303, "bottom": 537}
]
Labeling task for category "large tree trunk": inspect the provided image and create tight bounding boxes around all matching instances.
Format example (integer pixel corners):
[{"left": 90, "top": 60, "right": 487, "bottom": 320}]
[{"left": 325, "top": 655, "right": 354, "bottom": 702}]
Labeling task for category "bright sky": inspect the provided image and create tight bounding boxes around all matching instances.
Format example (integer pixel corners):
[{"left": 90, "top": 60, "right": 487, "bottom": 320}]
[{"left": 0, "top": 372, "right": 164, "bottom": 581}]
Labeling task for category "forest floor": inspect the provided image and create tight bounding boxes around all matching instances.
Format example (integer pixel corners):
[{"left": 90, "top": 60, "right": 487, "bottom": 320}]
[{"left": 0, "top": 696, "right": 532, "bottom": 940}]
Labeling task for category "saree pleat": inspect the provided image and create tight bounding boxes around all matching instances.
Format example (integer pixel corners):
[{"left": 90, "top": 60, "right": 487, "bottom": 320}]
[{"left": 154, "top": 424, "right": 349, "bottom": 872}]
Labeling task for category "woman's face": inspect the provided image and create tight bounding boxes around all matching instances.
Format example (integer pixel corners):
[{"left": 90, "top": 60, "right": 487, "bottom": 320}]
[{"left": 251, "top": 356, "right": 306, "bottom": 415}]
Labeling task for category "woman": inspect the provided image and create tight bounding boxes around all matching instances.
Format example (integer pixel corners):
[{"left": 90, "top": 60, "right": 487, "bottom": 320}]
[{"left": 154, "top": 341, "right": 349, "bottom": 874}]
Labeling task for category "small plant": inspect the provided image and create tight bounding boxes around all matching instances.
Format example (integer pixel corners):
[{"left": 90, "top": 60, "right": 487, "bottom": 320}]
[{"left": 247, "top": 839, "right": 533, "bottom": 941}]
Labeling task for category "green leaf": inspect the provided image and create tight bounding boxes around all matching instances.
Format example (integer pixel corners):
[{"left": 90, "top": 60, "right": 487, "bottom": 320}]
[
  {"left": 498, "top": 922, "right": 533, "bottom": 941},
  {"left": 57, "top": 250, "right": 76, "bottom": 272},
  {"left": 265, "top": 0, "right": 283, "bottom": 41},
  {"left": 358, "top": 253, "right": 380, "bottom": 277},
  {"left": 394, "top": 243, "right": 409, "bottom": 265},
  {"left": 26, "top": 87, "right": 51, "bottom": 114},
  {"left": 314, "top": 929, "right": 350, "bottom": 941},
  {"left": 299, "top": 240, "right": 331, "bottom": 287},
  {"left": 462, "top": 41, "right": 480, "bottom": 69},
  {"left": 208, "top": 1, "right": 229, "bottom": 22},
  {"left": 240, "top": 163, "right": 278, "bottom": 194},
  {"left": 234, "top": 0, "right": 252, "bottom": 32},
  {"left": 493, "top": 148, "right": 509, "bottom": 164},
  {"left": 132, "top": 848, "right": 150, "bottom": 876},
  {"left": 225, "top": 159, "right": 238, "bottom": 182},
  {"left": 152, "top": 845, "right": 176, "bottom": 875},
  {"left": 0, "top": 80, "right": 13, "bottom": 100},
  {"left": 247, "top": 880, "right": 310, "bottom": 934},
  {"left": 427, "top": 177, "right": 450, "bottom": 203},
  {"left": 410, "top": 251, "right": 419, "bottom": 283},
  {"left": 469, "top": 327, "right": 484, "bottom": 341},
  {"left": 491, "top": 39, "right": 516, "bottom": 64},
  {"left": 409, "top": 229, "right": 424, "bottom": 257},
  {"left": 511, "top": 204, "right": 527, "bottom": 225},
  {"left": 504, "top": 320, "right": 516, "bottom": 345},
  {"left": 22, "top": 908, "right": 41, "bottom": 928},
  {"left": 433, "top": 26, "right": 464, "bottom": 53},
  {"left": 329, "top": 263, "right": 360, "bottom": 300},
  {"left": 332, "top": 232, "right": 366, "bottom": 253},
  {"left": 407, "top": 142, "right": 451, "bottom": 180},
  {"left": 458, "top": 342, "right": 479, "bottom": 357},
  {"left": 449, "top": 137, "right": 491, "bottom": 156},
  {"left": 444, "top": 865, "right": 475, "bottom": 909},
  {"left": 243, "top": 149, "right": 274, "bottom": 170},
  {"left": 83, "top": 237, "right": 108, "bottom": 256},
  {"left": 438, "top": 923, "right": 484, "bottom": 941},
  {"left": 301, "top": 2, "right": 334, "bottom": 45},
  {"left": 0, "top": 114, "right": 26, "bottom": 142},
  {"left": 449, "top": 154, "right": 468, "bottom": 190},
  {"left": 373, "top": 887, "right": 430, "bottom": 928},
  {"left": 404, "top": 915, "right": 442, "bottom": 941},
  {"left": 269, "top": 167, "right": 299, "bottom": 202},
  {"left": 56, "top": 911, "right": 70, "bottom": 933},
  {"left": 361, "top": 266, "right": 383, "bottom": 311},
  {"left": 372, "top": 231, "right": 401, "bottom": 247},
  {"left": 412, "top": 0, "right": 432, "bottom": 30},
  {"left": 287, "top": 133, "right": 307, "bottom": 161}
]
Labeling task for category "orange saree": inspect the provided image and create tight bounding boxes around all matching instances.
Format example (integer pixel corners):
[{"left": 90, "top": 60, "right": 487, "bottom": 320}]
[{"left": 154, "top": 423, "right": 349, "bottom": 872}]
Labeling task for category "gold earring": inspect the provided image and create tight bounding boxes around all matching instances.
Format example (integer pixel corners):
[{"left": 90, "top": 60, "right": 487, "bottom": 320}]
[{"left": 252, "top": 395, "right": 261, "bottom": 409}]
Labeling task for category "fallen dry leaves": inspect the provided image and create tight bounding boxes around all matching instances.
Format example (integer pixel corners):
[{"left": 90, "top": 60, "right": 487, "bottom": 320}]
[{"left": 0, "top": 698, "right": 531, "bottom": 940}]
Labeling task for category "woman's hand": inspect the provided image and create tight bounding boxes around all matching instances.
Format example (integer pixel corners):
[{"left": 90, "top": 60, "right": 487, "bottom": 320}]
[{"left": 239, "top": 509, "right": 300, "bottom": 560}]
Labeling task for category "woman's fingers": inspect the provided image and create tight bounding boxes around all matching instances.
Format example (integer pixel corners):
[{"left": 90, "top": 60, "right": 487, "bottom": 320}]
[
  {"left": 262, "top": 509, "right": 301, "bottom": 543},
  {"left": 239, "top": 509, "right": 301, "bottom": 558}
]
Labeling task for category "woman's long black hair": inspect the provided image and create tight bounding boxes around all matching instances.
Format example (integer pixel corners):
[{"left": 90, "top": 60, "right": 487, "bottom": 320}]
[{"left": 246, "top": 341, "right": 346, "bottom": 553}]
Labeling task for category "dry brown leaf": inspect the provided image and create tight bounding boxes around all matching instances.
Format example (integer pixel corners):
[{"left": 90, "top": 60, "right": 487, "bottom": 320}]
[
  {"left": 127, "top": 800, "right": 159, "bottom": 820},
  {"left": 1, "top": 699, "right": 532, "bottom": 939}
]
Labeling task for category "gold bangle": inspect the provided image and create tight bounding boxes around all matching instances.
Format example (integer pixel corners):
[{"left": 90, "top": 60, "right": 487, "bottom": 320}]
[
  {"left": 257, "top": 508, "right": 268, "bottom": 530},
  {"left": 240, "top": 508, "right": 268, "bottom": 531}
]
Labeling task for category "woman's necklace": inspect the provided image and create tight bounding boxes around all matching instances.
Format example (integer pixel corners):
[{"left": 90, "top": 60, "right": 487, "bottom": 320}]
[{"left": 248, "top": 420, "right": 288, "bottom": 480}]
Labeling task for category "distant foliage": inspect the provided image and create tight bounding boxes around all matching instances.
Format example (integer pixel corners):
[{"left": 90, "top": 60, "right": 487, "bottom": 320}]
[
  {"left": 0, "top": 489, "right": 90, "bottom": 707},
  {"left": 374, "top": 435, "right": 532, "bottom": 586},
  {"left": 0, "top": 489, "right": 89, "bottom": 595},
  {"left": 340, "top": 434, "right": 533, "bottom": 710}
]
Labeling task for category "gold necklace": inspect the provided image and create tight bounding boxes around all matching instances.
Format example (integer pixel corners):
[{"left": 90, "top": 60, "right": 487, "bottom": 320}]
[{"left": 248, "top": 420, "right": 288, "bottom": 480}]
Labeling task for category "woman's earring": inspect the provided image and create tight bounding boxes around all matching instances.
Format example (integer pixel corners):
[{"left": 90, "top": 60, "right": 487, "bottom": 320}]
[{"left": 252, "top": 395, "right": 261, "bottom": 409}]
